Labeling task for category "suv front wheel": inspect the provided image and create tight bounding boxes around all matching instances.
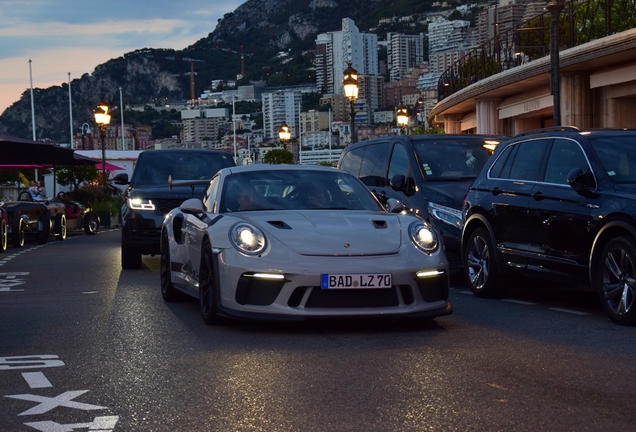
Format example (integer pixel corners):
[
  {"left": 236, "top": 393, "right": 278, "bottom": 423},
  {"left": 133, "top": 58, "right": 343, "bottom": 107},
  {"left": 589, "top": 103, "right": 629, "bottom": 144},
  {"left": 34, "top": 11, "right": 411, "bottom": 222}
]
[
  {"left": 121, "top": 234, "right": 142, "bottom": 269},
  {"left": 464, "top": 227, "right": 507, "bottom": 298},
  {"left": 598, "top": 236, "right": 636, "bottom": 325}
]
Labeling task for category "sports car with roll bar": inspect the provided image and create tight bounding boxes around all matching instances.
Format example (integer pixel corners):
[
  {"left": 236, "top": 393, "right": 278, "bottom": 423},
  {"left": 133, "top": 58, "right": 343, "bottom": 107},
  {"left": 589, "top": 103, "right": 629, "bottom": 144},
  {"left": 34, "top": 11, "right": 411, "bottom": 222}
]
[{"left": 160, "top": 164, "right": 452, "bottom": 325}]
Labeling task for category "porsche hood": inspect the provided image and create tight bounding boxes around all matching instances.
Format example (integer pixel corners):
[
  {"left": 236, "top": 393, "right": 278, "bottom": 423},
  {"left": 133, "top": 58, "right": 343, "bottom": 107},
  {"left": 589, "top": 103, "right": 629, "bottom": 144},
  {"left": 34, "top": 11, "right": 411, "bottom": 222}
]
[{"left": 240, "top": 211, "right": 404, "bottom": 256}]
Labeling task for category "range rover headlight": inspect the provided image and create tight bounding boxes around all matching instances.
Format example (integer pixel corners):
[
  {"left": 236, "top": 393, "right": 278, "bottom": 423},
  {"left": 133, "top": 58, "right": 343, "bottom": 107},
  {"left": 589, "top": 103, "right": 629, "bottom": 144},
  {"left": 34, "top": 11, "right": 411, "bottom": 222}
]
[
  {"left": 128, "top": 198, "right": 156, "bottom": 210},
  {"left": 229, "top": 223, "right": 267, "bottom": 255},
  {"left": 428, "top": 202, "right": 463, "bottom": 230},
  {"left": 409, "top": 221, "right": 438, "bottom": 253}
]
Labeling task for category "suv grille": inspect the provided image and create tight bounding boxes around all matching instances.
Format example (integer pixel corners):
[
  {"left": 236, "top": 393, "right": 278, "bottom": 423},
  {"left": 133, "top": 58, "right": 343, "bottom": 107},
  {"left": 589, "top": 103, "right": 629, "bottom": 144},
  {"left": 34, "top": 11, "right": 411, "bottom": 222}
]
[{"left": 157, "top": 198, "right": 188, "bottom": 215}]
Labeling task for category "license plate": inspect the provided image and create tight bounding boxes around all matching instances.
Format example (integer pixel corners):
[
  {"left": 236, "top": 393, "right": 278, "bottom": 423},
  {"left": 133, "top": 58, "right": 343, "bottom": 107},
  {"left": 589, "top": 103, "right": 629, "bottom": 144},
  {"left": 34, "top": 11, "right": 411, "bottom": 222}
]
[{"left": 321, "top": 273, "right": 392, "bottom": 289}]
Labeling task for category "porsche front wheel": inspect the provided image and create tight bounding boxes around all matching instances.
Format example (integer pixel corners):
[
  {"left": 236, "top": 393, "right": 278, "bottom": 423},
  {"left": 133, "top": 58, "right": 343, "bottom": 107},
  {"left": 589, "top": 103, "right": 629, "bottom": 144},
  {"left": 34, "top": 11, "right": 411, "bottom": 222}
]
[
  {"left": 160, "top": 230, "right": 181, "bottom": 301},
  {"left": 199, "top": 240, "right": 223, "bottom": 325}
]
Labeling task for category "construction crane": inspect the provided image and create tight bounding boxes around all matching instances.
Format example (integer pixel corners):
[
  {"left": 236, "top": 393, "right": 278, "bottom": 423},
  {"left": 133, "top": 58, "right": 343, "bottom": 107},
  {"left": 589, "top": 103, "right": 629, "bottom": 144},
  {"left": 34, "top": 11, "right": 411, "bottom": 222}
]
[
  {"left": 213, "top": 46, "right": 253, "bottom": 77},
  {"left": 145, "top": 54, "right": 205, "bottom": 101}
]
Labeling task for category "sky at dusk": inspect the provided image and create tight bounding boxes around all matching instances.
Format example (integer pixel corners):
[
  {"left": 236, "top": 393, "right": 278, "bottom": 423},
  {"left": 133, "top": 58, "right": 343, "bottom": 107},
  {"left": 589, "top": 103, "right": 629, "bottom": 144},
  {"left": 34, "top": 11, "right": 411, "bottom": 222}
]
[{"left": 0, "top": 0, "right": 243, "bottom": 115}]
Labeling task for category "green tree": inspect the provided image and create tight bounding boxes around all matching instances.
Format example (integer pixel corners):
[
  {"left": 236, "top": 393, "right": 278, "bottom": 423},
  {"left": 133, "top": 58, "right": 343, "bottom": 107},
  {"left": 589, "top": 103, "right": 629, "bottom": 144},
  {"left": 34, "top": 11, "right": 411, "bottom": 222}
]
[
  {"left": 56, "top": 165, "right": 100, "bottom": 192},
  {"left": 263, "top": 149, "right": 294, "bottom": 164}
]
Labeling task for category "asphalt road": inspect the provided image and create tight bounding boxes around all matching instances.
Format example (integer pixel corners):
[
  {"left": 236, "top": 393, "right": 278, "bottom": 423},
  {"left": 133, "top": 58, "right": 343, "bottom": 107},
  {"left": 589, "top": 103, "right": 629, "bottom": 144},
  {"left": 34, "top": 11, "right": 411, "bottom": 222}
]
[{"left": 0, "top": 230, "right": 634, "bottom": 431}]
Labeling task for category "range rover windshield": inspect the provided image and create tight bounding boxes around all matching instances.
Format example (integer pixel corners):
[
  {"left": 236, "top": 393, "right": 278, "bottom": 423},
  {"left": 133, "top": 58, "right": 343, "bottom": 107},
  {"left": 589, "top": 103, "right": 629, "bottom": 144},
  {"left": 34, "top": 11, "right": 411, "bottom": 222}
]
[
  {"left": 413, "top": 138, "right": 499, "bottom": 181},
  {"left": 131, "top": 151, "right": 235, "bottom": 186}
]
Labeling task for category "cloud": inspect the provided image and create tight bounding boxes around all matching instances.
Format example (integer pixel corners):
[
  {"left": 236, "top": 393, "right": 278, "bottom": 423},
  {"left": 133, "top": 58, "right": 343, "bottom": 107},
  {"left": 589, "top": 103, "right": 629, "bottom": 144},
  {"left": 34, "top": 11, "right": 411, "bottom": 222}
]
[{"left": 0, "top": 0, "right": 243, "bottom": 115}]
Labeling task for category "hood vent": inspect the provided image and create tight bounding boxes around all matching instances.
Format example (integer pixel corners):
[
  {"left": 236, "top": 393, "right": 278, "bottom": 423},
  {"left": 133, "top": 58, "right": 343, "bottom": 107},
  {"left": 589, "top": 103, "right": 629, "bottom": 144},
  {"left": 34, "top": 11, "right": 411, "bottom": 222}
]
[
  {"left": 372, "top": 220, "right": 388, "bottom": 229},
  {"left": 267, "top": 220, "right": 292, "bottom": 230}
]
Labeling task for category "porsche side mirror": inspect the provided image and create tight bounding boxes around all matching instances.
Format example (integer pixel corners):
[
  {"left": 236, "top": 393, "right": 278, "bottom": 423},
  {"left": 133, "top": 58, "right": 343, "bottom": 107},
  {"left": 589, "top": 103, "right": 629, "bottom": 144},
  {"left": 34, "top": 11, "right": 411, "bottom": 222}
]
[
  {"left": 386, "top": 198, "right": 405, "bottom": 213},
  {"left": 180, "top": 198, "right": 206, "bottom": 215}
]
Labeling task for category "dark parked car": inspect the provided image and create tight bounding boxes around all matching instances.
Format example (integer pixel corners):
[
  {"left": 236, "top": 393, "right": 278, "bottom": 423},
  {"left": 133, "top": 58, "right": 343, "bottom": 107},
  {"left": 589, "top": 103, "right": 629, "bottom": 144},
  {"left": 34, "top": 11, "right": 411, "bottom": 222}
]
[
  {"left": 462, "top": 126, "right": 636, "bottom": 325},
  {"left": 114, "top": 149, "right": 236, "bottom": 269},
  {"left": 1, "top": 198, "right": 50, "bottom": 248},
  {"left": 338, "top": 134, "right": 505, "bottom": 269}
]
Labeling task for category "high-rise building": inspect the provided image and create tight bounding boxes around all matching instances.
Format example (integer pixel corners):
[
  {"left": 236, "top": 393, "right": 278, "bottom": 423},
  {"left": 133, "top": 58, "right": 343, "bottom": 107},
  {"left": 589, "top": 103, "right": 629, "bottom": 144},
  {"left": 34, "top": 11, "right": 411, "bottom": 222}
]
[
  {"left": 315, "top": 18, "right": 379, "bottom": 96},
  {"left": 262, "top": 91, "right": 302, "bottom": 141},
  {"left": 387, "top": 33, "right": 426, "bottom": 82}
]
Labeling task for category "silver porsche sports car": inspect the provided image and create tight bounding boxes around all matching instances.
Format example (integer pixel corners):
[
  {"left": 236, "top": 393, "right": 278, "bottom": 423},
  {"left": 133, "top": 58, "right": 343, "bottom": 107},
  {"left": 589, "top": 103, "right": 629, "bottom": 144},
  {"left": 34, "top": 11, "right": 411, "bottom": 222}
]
[{"left": 160, "top": 164, "right": 452, "bottom": 324}]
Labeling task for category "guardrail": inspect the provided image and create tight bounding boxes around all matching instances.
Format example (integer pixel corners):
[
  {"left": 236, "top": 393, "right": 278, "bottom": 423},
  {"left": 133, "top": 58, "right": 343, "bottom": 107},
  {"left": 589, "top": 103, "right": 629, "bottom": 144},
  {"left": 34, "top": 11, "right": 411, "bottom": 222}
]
[{"left": 437, "top": 0, "right": 636, "bottom": 101}]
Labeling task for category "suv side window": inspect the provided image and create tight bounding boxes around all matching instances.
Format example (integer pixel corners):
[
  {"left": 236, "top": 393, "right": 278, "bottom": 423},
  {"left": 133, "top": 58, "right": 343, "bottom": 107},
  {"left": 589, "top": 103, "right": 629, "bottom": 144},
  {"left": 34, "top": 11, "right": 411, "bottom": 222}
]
[
  {"left": 544, "top": 139, "right": 592, "bottom": 185},
  {"left": 339, "top": 146, "right": 364, "bottom": 177},
  {"left": 489, "top": 145, "right": 515, "bottom": 178},
  {"left": 507, "top": 139, "right": 549, "bottom": 181},
  {"left": 358, "top": 143, "right": 391, "bottom": 187}
]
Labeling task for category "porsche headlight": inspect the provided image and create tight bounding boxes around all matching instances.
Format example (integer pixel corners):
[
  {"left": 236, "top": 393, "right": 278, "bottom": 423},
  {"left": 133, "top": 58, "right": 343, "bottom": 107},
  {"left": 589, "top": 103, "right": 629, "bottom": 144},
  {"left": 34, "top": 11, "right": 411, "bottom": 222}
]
[
  {"left": 128, "top": 197, "right": 155, "bottom": 210},
  {"left": 428, "top": 202, "right": 463, "bottom": 230},
  {"left": 409, "top": 221, "right": 438, "bottom": 253},
  {"left": 229, "top": 223, "right": 267, "bottom": 255}
]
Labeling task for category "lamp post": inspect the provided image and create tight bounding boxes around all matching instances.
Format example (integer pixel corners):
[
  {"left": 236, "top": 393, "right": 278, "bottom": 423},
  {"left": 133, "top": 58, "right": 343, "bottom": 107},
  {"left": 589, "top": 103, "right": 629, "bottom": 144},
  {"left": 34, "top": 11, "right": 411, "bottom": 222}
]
[
  {"left": 546, "top": 0, "right": 564, "bottom": 126},
  {"left": 396, "top": 104, "right": 409, "bottom": 135},
  {"left": 342, "top": 62, "right": 358, "bottom": 144},
  {"left": 80, "top": 123, "right": 91, "bottom": 150},
  {"left": 93, "top": 96, "right": 111, "bottom": 188},
  {"left": 278, "top": 121, "right": 291, "bottom": 150}
]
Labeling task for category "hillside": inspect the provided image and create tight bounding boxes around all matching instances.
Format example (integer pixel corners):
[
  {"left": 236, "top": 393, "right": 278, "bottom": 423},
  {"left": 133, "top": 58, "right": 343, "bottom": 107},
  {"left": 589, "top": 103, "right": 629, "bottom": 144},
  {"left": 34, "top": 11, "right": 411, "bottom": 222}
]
[{"left": 0, "top": 0, "right": 469, "bottom": 142}]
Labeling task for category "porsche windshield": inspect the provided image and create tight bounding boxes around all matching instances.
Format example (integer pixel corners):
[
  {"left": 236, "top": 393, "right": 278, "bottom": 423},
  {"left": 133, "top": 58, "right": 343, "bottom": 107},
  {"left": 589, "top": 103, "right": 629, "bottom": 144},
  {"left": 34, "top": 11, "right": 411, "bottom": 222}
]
[
  {"left": 413, "top": 138, "right": 498, "bottom": 180},
  {"left": 221, "top": 169, "right": 384, "bottom": 212}
]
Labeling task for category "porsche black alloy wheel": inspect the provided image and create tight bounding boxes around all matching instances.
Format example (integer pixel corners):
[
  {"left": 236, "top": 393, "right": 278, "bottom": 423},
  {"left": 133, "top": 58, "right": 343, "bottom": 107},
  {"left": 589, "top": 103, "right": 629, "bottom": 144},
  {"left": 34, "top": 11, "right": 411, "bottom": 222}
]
[
  {"left": 55, "top": 213, "right": 66, "bottom": 241},
  {"left": 464, "top": 227, "right": 506, "bottom": 298},
  {"left": 160, "top": 230, "right": 181, "bottom": 301},
  {"left": 598, "top": 236, "right": 636, "bottom": 325},
  {"left": 11, "top": 216, "right": 25, "bottom": 248},
  {"left": 0, "top": 219, "right": 7, "bottom": 252},
  {"left": 199, "top": 240, "right": 223, "bottom": 325}
]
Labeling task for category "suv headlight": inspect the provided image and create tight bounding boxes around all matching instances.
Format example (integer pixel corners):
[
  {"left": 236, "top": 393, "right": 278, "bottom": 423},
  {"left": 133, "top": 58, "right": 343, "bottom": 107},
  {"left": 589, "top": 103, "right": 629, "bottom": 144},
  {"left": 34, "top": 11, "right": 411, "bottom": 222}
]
[
  {"left": 128, "top": 198, "right": 155, "bottom": 210},
  {"left": 409, "top": 221, "right": 438, "bottom": 253},
  {"left": 428, "top": 202, "right": 463, "bottom": 230},
  {"left": 229, "top": 223, "right": 267, "bottom": 255}
]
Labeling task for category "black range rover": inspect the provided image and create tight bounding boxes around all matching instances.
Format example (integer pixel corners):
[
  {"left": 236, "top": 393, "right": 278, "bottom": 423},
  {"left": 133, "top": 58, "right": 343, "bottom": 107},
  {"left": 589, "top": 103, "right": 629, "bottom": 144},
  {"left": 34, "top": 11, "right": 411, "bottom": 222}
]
[
  {"left": 462, "top": 127, "right": 636, "bottom": 325},
  {"left": 115, "top": 149, "right": 235, "bottom": 269}
]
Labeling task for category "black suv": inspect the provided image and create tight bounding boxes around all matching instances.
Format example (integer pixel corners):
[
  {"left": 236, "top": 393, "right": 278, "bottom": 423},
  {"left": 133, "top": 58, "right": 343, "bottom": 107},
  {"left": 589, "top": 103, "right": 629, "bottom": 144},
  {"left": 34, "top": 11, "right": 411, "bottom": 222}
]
[
  {"left": 114, "top": 149, "right": 235, "bottom": 269},
  {"left": 462, "top": 127, "right": 636, "bottom": 325},
  {"left": 338, "top": 134, "right": 505, "bottom": 269}
]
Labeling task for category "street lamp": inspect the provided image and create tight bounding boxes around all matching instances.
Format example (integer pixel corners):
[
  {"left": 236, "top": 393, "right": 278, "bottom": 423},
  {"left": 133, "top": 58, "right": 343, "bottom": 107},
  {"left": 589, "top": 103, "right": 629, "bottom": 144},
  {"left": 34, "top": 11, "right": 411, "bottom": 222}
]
[
  {"left": 80, "top": 123, "right": 91, "bottom": 150},
  {"left": 278, "top": 121, "right": 291, "bottom": 150},
  {"left": 546, "top": 0, "right": 564, "bottom": 126},
  {"left": 396, "top": 104, "right": 409, "bottom": 135},
  {"left": 93, "top": 96, "right": 111, "bottom": 187},
  {"left": 342, "top": 62, "right": 358, "bottom": 144}
]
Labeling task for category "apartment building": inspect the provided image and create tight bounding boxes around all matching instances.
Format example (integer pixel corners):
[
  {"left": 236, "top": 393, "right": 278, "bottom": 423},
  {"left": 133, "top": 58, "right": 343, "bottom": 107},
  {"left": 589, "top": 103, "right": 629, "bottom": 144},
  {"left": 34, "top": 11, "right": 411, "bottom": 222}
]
[
  {"left": 262, "top": 90, "right": 302, "bottom": 141},
  {"left": 387, "top": 33, "right": 426, "bottom": 82}
]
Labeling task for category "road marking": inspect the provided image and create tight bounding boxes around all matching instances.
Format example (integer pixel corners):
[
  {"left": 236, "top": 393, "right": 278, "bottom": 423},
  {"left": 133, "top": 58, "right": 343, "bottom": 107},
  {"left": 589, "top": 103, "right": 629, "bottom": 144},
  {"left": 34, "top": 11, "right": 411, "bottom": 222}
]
[
  {"left": 0, "top": 355, "right": 64, "bottom": 370},
  {"left": 502, "top": 299, "right": 537, "bottom": 305},
  {"left": 6, "top": 390, "right": 107, "bottom": 416},
  {"left": 459, "top": 290, "right": 474, "bottom": 295},
  {"left": 549, "top": 307, "right": 591, "bottom": 315},
  {"left": 82, "top": 291, "right": 98, "bottom": 295},
  {"left": 22, "top": 372, "right": 52, "bottom": 389},
  {"left": 25, "top": 415, "right": 120, "bottom": 432}
]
